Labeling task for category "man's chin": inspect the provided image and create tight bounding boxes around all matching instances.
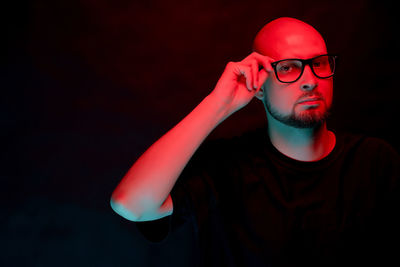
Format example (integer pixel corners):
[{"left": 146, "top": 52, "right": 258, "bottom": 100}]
[
  {"left": 289, "top": 109, "right": 329, "bottom": 128},
  {"left": 292, "top": 115, "right": 325, "bottom": 128},
  {"left": 272, "top": 109, "right": 329, "bottom": 129},
  {"left": 265, "top": 101, "right": 330, "bottom": 129}
]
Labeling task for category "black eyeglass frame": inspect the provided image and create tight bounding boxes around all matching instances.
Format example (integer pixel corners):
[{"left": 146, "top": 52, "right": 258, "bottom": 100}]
[{"left": 270, "top": 54, "right": 338, "bottom": 83}]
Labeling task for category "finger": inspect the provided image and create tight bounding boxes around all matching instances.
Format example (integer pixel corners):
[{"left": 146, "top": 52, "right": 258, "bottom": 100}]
[
  {"left": 258, "top": 68, "right": 269, "bottom": 85},
  {"left": 254, "top": 53, "right": 274, "bottom": 73},
  {"left": 238, "top": 66, "right": 253, "bottom": 91},
  {"left": 243, "top": 52, "right": 275, "bottom": 73},
  {"left": 231, "top": 63, "right": 255, "bottom": 91},
  {"left": 251, "top": 60, "right": 259, "bottom": 89}
]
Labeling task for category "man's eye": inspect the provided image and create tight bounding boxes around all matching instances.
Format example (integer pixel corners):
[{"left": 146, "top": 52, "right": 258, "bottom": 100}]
[
  {"left": 279, "top": 65, "right": 292, "bottom": 72},
  {"left": 313, "top": 60, "right": 328, "bottom": 68}
]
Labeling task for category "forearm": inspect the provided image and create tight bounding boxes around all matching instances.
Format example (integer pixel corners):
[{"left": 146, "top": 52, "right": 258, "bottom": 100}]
[{"left": 110, "top": 93, "right": 229, "bottom": 220}]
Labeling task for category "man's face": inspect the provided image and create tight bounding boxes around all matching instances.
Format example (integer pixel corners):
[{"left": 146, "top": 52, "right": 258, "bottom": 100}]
[
  {"left": 255, "top": 21, "right": 333, "bottom": 128},
  {"left": 263, "top": 54, "right": 333, "bottom": 128}
]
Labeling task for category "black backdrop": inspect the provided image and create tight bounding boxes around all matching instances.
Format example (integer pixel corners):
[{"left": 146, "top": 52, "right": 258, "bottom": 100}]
[{"left": 4, "top": 0, "right": 400, "bottom": 266}]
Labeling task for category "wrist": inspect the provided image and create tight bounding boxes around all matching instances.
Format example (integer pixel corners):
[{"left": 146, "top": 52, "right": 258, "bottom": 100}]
[{"left": 203, "top": 93, "right": 232, "bottom": 125}]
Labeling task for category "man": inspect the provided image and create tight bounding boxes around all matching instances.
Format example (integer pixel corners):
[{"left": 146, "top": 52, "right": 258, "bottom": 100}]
[{"left": 110, "top": 17, "right": 400, "bottom": 266}]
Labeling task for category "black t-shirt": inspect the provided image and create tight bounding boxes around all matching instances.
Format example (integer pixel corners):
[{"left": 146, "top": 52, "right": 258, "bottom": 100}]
[{"left": 136, "top": 128, "right": 400, "bottom": 267}]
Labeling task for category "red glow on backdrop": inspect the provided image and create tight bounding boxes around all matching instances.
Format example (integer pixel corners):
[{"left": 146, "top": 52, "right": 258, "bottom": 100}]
[{"left": 5, "top": 0, "right": 400, "bottom": 266}]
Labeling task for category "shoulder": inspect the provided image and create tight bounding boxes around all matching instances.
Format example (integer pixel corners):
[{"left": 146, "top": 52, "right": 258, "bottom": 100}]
[
  {"left": 337, "top": 131, "right": 399, "bottom": 158},
  {"left": 337, "top": 131, "right": 400, "bottom": 177},
  {"left": 361, "top": 136, "right": 400, "bottom": 174},
  {"left": 358, "top": 135, "right": 399, "bottom": 161},
  {"left": 362, "top": 136, "right": 399, "bottom": 155}
]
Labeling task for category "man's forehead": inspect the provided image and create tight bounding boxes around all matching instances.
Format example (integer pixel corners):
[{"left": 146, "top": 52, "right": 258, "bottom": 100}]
[
  {"left": 270, "top": 35, "right": 327, "bottom": 60},
  {"left": 253, "top": 17, "right": 327, "bottom": 60}
]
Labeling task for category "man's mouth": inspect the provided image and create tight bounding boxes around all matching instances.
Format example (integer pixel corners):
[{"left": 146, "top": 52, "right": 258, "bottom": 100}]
[
  {"left": 297, "top": 93, "right": 324, "bottom": 105},
  {"left": 297, "top": 97, "right": 323, "bottom": 104}
]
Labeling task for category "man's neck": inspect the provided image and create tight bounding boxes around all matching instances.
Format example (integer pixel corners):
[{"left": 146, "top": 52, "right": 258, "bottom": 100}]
[{"left": 266, "top": 115, "right": 336, "bottom": 162}]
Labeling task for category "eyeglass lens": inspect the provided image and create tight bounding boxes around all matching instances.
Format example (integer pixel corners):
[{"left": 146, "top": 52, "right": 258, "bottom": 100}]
[{"left": 276, "top": 55, "right": 335, "bottom": 82}]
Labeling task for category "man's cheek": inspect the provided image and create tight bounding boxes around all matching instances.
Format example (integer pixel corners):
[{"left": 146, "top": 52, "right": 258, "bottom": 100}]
[{"left": 320, "top": 82, "right": 333, "bottom": 104}]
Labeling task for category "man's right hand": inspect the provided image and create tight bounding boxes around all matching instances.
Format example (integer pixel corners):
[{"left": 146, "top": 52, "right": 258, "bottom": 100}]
[{"left": 209, "top": 52, "right": 275, "bottom": 117}]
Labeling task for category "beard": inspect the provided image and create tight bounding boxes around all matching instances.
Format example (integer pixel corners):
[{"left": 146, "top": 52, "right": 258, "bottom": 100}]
[{"left": 264, "top": 95, "right": 331, "bottom": 129}]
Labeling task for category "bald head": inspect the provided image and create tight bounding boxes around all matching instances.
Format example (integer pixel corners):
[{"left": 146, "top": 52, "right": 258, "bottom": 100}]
[{"left": 253, "top": 17, "right": 327, "bottom": 60}]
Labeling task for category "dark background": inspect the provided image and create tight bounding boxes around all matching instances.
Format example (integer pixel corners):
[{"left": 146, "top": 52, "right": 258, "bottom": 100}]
[{"left": 4, "top": 0, "right": 400, "bottom": 266}]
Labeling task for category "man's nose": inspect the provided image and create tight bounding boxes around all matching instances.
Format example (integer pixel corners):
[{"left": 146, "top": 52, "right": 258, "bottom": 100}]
[{"left": 300, "top": 65, "right": 318, "bottom": 91}]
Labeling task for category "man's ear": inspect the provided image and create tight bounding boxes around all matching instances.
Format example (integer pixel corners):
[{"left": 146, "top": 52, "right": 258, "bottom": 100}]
[{"left": 255, "top": 86, "right": 264, "bottom": 100}]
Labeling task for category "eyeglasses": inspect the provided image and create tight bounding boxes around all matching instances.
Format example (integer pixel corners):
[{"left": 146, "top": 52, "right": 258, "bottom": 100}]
[{"left": 270, "top": 54, "right": 338, "bottom": 83}]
